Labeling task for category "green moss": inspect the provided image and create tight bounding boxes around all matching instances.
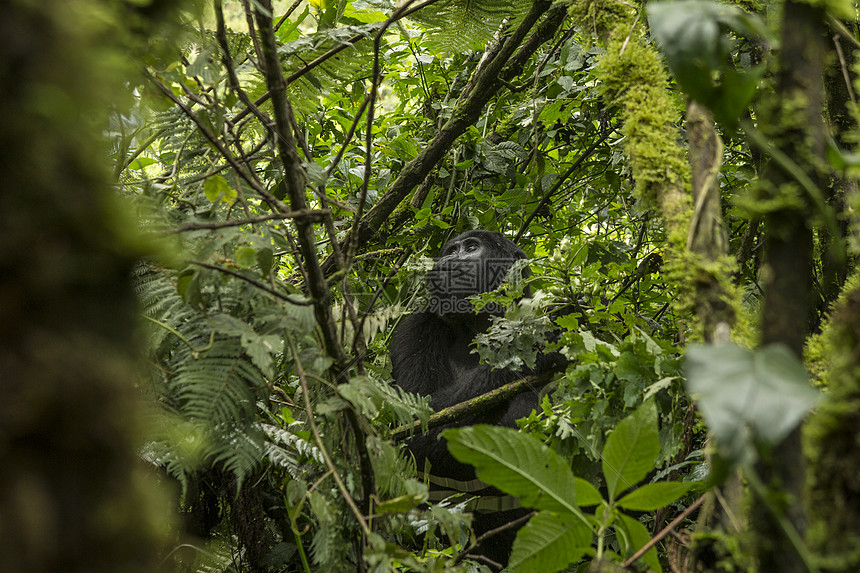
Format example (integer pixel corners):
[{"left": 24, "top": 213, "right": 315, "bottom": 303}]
[
  {"left": 595, "top": 33, "right": 691, "bottom": 243},
  {"left": 568, "top": 0, "right": 638, "bottom": 45},
  {"left": 570, "top": 1, "right": 761, "bottom": 346},
  {"left": 691, "top": 530, "right": 757, "bottom": 572},
  {"left": 804, "top": 272, "right": 860, "bottom": 571}
]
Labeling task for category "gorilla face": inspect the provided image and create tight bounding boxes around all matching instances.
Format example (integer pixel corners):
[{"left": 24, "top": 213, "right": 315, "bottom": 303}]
[{"left": 426, "top": 230, "right": 526, "bottom": 315}]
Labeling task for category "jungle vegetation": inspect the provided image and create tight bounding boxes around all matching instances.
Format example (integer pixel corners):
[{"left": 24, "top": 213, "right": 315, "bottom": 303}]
[{"left": 2, "top": 0, "right": 860, "bottom": 572}]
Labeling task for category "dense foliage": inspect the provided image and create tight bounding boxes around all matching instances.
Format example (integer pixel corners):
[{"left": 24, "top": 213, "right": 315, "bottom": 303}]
[{"left": 103, "top": 0, "right": 860, "bottom": 571}]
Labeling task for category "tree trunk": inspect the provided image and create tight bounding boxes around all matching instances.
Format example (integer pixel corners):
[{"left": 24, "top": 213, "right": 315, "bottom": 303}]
[
  {"left": 0, "top": 2, "right": 170, "bottom": 572},
  {"left": 756, "top": 0, "right": 828, "bottom": 570}
]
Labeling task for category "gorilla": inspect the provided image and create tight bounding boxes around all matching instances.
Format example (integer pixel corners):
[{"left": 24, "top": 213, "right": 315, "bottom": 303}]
[{"left": 391, "top": 230, "right": 547, "bottom": 568}]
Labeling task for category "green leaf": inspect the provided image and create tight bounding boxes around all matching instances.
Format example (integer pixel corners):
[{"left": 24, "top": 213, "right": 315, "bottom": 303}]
[
  {"left": 204, "top": 174, "right": 237, "bottom": 203},
  {"left": 685, "top": 343, "right": 819, "bottom": 460},
  {"left": 617, "top": 481, "right": 695, "bottom": 511},
  {"left": 575, "top": 477, "right": 603, "bottom": 506},
  {"left": 602, "top": 400, "right": 660, "bottom": 502},
  {"left": 509, "top": 511, "right": 592, "bottom": 573},
  {"left": 276, "top": 6, "right": 309, "bottom": 43},
  {"left": 234, "top": 246, "right": 257, "bottom": 269},
  {"left": 240, "top": 332, "right": 281, "bottom": 376},
  {"left": 256, "top": 247, "right": 274, "bottom": 274},
  {"left": 374, "top": 493, "right": 425, "bottom": 514},
  {"left": 443, "top": 426, "right": 584, "bottom": 519},
  {"left": 128, "top": 156, "right": 156, "bottom": 170},
  {"left": 617, "top": 513, "right": 662, "bottom": 572},
  {"left": 647, "top": 0, "right": 768, "bottom": 128}
]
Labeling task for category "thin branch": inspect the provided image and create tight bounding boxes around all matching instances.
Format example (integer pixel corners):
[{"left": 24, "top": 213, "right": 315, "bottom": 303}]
[
  {"left": 831, "top": 34, "right": 857, "bottom": 105},
  {"left": 144, "top": 70, "right": 291, "bottom": 214},
  {"left": 189, "top": 260, "right": 312, "bottom": 306},
  {"left": 622, "top": 494, "right": 706, "bottom": 567},
  {"left": 458, "top": 511, "right": 536, "bottom": 567},
  {"left": 215, "top": 0, "right": 271, "bottom": 126},
  {"left": 288, "top": 336, "right": 371, "bottom": 534},
  {"left": 275, "top": 0, "right": 304, "bottom": 31},
  {"left": 352, "top": 249, "right": 410, "bottom": 354},
  {"left": 515, "top": 133, "right": 609, "bottom": 243},
  {"left": 390, "top": 364, "right": 564, "bottom": 442},
  {"left": 169, "top": 210, "right": 329, "bottom": 233}
]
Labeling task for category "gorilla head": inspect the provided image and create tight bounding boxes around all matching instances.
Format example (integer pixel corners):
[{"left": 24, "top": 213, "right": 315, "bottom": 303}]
[{"left": 426, "top": 230, "right": 528, "bottom": 316}]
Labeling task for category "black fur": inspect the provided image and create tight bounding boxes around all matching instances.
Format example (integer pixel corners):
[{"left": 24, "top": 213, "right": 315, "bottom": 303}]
[{"left": 391, "top": 230, "right": 539, "bottom": 568}]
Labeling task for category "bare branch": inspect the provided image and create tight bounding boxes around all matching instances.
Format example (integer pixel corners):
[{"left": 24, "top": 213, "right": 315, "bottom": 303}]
[
  {"left": 169, "top": 210, "right": 329, "bottom": 233},
  {"left": 253, "top": 0, "right": 346, "bottom": 365},
  {"left": 189, "top": 260, "right": 311, "bottom": 306}
]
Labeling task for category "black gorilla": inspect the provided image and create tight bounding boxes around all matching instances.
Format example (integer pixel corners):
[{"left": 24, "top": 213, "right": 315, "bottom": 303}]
[{"left": 391, "top": 230, "right": 543, "bottom": 568}]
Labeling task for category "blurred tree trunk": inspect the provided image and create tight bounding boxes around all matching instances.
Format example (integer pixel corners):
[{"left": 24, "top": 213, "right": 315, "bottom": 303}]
[
  {"left": 0, "top": 1, "right": 171, "bottom": 572},
  {"left": 805, "top": 274, "right": 860, "bottom": 572},
  {"left": 756, "top": 0, "right": 828, "bottom": 570},
  {"left": 819, "top": 26, "right": 856, "bottom": 308}
]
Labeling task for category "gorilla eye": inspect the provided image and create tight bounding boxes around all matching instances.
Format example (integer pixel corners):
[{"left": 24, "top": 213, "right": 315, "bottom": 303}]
[{"left": 466, "top": 242, "right": 479, "bottom": 252}]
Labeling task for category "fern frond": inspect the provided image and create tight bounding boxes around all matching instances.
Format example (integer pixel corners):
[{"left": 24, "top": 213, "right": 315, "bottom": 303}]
[
  {"left": 171, "top": 337, "right": 262, "bottom": 424},
  {"left": 278, "top": 23, "right": 383, "bottom": 117},
  {"left": 211, "top": 425, "right": 266, "bottom": 490},
  {"left": 337, "top": 375, "right": 432, "bottom": 429},
  {"left": 262, "top": 422, "right": 325, "bottom": 470}
]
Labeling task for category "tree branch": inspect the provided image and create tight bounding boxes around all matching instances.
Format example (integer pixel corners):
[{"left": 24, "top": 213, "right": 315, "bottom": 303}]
[
  {"left": 144, "top": 70, "right": 290, "bottom": 214},
  {"left": 189, "top": 260, "right": 312, "bottom": 306},
  {"left": 391, "top": 364, "right": 563, "bottom": 442},
  {"left": 169, "top": 210, "right": 328, "bottom": 233},
  {"left": 253, "top": 0, "right": 345, "bottom": 365},
  {"left": 320, "top": 0, "right": 561, "bottom": 275}
]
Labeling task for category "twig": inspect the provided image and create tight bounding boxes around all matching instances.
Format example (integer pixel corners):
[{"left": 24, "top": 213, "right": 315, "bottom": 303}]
[
  {"left": 831, "top": 34, "right": 857, "bottom": 105},
  {"left": 353, "top": 249, "right": 410, "bottom": 354},
  {"left": 169, "top": 210, "right": 328, "bottom": 233},
  {"left": 189, "top": 260, "right": 311, "bottom": 306},
  {"left": 288, "top": 336, "right": 371, "bottom": 534},
  {"left": 622, "top": 494, "right": 705, "bottom": 567},
  {"left": 215, "top": 0, "right": 271, "bottom": 126},
  {"left": 275, "top": 0, "right": 303, "bottom": 31},
  {"left": 144, "top": 70, "right": 290, "bottom": 214},
  {"left": 515, "top": 134, "right": 609, "bottom": 243}
]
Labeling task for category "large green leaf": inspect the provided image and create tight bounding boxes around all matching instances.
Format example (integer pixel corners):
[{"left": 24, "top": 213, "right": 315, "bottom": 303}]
[
  {"left": 509, "top": 511, "right": 592, "bottom": 573},
  {"left": 685, "top": 343, "right": 819, "bottom": 461},
  {"left": 575, "top": 477, "right": 603, "bottom": 507},
  {"left": 647, "top": 0, "right": 768, "bottom": 128},
  {"left": 203, "top": 174, "right": 237, "bottom": 203},
  {"left": 617, "top": 481, "right": 695, "bottom": 511},
  {"left": 617, "top": 513, "right": 662, "bottom": 572},
  {"left": 602, "top": 400, "right": 660, "bottom": 502},
  {"left": 443, "top": 425, "right": 584, "bottom": 520}
]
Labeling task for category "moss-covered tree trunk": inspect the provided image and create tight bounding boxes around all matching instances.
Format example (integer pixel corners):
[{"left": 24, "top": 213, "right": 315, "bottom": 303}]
[
  {"left": 805, "top": 274, "right": 860, "bottom": 572},
  {"left": 0, "top": 2, "right": 170, "bottom": 571}
]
